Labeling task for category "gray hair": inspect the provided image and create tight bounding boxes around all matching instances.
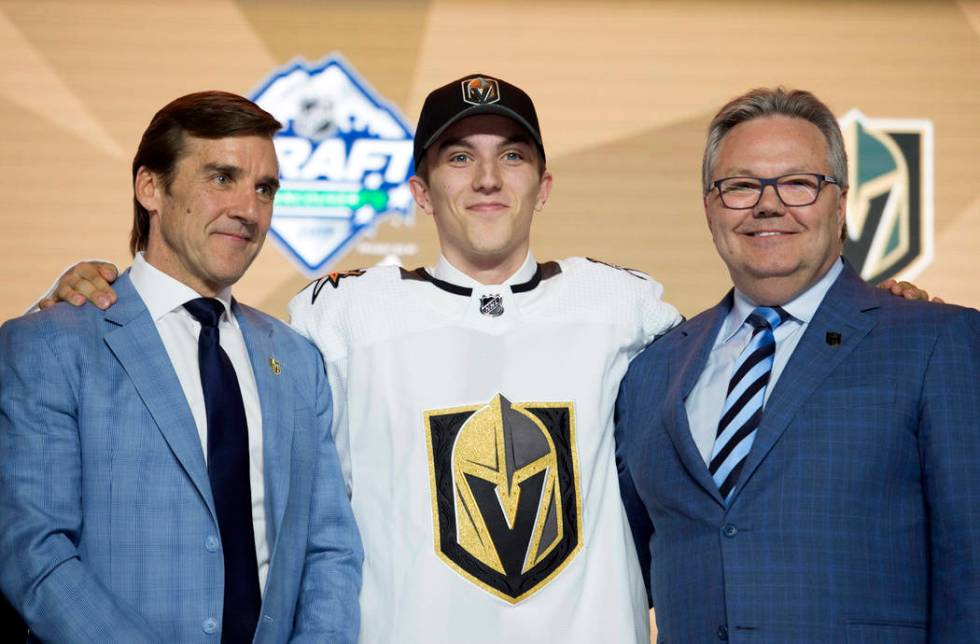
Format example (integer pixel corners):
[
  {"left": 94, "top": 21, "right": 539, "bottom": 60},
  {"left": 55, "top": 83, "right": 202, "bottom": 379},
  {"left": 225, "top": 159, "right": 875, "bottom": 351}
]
[{"left": 701, "top": 87, "right": 849, "bottom": 194}]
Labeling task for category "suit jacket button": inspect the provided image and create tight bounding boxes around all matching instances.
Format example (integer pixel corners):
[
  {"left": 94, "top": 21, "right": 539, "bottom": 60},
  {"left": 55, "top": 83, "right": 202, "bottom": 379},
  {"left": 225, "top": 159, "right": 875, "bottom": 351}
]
[
  {"left": 717, "top": 624, "right": 729, "bottom": 640},
  {"left": 722, "top": 523, "right": 738, "bottom": 538},
  {"left": 205, "top": 535, "right": 220, "bottom": 552},
  {"left": 202, "top": 617, "right": 218, "bottom": 634}
]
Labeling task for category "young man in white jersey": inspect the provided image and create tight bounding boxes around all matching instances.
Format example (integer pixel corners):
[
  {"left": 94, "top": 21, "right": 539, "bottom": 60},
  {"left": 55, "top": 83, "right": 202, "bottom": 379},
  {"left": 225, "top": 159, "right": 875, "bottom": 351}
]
[{"left": 285, "top": 75, "right": 681, "bottom": 643}]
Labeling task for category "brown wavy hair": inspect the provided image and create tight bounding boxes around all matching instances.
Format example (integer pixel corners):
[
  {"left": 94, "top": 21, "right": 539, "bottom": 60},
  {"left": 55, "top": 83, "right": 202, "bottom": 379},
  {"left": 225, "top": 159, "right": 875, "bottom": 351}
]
[{"left": 129, "top": 91, "right": 281, "bottom": 255}]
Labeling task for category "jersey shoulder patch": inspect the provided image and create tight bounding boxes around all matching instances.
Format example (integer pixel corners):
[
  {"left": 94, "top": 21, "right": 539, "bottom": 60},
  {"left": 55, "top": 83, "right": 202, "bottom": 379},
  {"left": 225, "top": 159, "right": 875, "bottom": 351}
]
[
  {"left": 300, "top": 268, "right": 382, "bottom": 304},
  {"left": 308, "top": 268, "right": 367, "bottom": 303},
  {"left": 289, "top": 264, "right": 402, "bottom": 357}
]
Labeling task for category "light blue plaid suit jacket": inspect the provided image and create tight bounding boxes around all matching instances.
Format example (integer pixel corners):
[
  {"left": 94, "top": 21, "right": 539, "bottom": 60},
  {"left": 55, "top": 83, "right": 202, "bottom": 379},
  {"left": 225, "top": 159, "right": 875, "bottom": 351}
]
[
  {"left": 616, "top": 263, "right": 980, "bottom": 643},
  {"left": 0, "top": 273, "right": 362, "bottom": 643}
]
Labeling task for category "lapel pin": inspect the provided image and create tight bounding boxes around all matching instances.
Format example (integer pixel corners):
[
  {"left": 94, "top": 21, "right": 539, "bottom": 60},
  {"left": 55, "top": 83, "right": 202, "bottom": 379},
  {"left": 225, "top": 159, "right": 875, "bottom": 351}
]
[
  {"left": 269, "top": 357, "right": 282, "bottom": 375},
  {"left": 825, "top": 332, "right": 842, "bottom": 346}
]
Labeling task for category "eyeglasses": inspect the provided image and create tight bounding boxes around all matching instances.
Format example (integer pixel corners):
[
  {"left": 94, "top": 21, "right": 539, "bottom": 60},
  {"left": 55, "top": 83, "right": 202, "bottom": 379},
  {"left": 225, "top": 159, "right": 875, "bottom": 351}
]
[{"left": 708, "top": 173, "right": 840, "bottom": 209}]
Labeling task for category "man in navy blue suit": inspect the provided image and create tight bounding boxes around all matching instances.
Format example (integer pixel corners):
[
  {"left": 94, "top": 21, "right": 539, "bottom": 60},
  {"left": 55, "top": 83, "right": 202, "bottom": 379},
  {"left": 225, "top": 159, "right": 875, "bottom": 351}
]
[{"left": 616, "top": 87, "right": 980, "bottom": 642}]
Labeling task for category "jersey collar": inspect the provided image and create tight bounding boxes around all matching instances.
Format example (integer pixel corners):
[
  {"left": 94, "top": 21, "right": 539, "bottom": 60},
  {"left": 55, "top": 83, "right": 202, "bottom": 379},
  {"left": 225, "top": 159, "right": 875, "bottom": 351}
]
[
  {"left": 410, "top": 252, "right": 545, "bottom": 297},
  {"left": 431, "top": 252, "right": 539, "bottom": 288}
]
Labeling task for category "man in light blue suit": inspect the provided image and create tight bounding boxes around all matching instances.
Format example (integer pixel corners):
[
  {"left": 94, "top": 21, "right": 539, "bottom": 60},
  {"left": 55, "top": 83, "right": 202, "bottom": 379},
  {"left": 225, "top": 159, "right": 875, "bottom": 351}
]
[
  {"left": 0, "top": 91, "right": 362, "bottom": 643},
  {"left": 616, "top": 87, "right": 980, "bottom": 643}
]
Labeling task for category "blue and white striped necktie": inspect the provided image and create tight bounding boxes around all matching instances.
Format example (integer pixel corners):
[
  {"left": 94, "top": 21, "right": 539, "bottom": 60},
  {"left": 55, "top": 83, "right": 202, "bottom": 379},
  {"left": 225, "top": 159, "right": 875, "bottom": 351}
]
[{"left": 709, "top": 306, "right": 790, "bottom": 500}]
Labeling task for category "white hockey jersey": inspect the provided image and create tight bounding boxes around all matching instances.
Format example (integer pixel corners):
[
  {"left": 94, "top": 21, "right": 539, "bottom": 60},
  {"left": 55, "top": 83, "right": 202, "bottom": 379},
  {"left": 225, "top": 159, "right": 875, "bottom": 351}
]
[{"left": 289, "top": 253, "right": 681, "bottom": 644}]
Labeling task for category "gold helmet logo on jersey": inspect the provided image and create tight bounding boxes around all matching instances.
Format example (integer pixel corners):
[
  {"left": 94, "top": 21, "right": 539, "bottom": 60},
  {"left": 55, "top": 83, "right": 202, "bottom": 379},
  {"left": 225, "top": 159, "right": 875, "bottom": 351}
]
[{"left": 424, "top": 394, "right": 582, "bottom": 603}]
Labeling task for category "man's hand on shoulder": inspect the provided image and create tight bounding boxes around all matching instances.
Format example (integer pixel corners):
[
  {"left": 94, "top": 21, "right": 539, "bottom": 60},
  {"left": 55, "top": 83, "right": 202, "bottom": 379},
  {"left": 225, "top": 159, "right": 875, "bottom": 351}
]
[
  {"left": 876, "top": 278, "right": 945, "bottom": 304},
  {"left": 38, "top": 261, "right": 119, "bottom": 310}
]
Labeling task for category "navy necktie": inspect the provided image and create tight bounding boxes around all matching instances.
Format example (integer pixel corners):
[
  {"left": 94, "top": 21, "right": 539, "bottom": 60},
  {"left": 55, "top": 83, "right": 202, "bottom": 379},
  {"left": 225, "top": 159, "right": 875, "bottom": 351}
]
[
  {"left": 184, "top": 298, "right": 261, "bottom": 643},
  {"left": 709, "top": 306, "right": 789, "bottom": 500}
]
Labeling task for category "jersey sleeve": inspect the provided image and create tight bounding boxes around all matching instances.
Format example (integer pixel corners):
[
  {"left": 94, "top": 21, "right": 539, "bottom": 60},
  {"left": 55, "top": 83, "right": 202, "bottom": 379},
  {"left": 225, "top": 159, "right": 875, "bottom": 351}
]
[
  {"left": 634, "top": 271, "right": 682, "bottom": 348},
  {"left": 571, "top": 257, "right": 682, "bottom": 353},
  {"left": 288, "top": 280, "right": 354, "bottom": 494}
]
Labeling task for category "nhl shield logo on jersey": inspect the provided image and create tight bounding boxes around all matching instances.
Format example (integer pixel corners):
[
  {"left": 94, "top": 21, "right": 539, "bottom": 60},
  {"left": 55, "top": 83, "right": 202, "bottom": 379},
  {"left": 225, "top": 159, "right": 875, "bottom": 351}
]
[
  {"left": 479, "top": 294, "right": 504, "bottom": 317},
  {"left": 838, "top": 110, "right": 934, "bottom": 282},
  {"left": 424, "top": 395, "right": 582, "bottom": 603},
  {"left": 250, "top": 54, "right": 415, "bottom": 278}
]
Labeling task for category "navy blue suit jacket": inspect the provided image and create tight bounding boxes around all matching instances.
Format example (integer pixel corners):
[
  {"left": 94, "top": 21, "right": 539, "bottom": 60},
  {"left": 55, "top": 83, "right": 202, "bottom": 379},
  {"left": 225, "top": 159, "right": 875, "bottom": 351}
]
[{"left": 616, "top": 264, "right": 980, "bottom": 643}]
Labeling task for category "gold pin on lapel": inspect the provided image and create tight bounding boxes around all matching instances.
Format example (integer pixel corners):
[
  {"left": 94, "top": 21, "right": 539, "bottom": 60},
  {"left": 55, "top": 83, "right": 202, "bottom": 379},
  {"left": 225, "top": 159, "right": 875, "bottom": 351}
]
[{"left": 269, "top": 357, "right": 282, "bottom": 376}]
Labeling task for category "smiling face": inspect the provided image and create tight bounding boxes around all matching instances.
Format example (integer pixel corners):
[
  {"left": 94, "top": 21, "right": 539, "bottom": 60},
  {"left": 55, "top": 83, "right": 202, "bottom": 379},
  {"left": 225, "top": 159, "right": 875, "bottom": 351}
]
[
  {"left": 138, "top": 134, "right": 279, "bottom": 296},
  {"left": 409, "top": 115, "right": 552, "bottom": 284},
  {"left": 705, "top": 115, "right": 847, "bottom": 305}
]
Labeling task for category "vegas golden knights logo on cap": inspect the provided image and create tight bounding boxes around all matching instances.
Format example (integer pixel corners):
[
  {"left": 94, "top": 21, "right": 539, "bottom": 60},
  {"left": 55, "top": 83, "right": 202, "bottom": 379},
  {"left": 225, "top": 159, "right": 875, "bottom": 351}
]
[
  {"left": 461, "top": 76, "right": 501, "bottom": 105},
  {"left": 424, "top": 395, "right": 582, "bottom": 603},
  {"left": 839, "top": 109, "right": 934, "bottom": 283}
]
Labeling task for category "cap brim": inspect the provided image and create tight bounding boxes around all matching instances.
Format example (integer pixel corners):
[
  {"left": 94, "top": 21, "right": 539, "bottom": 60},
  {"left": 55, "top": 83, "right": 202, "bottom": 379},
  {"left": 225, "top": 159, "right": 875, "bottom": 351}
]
[{"left": 420, "top": 104, "right": 544, "bottom": 156}]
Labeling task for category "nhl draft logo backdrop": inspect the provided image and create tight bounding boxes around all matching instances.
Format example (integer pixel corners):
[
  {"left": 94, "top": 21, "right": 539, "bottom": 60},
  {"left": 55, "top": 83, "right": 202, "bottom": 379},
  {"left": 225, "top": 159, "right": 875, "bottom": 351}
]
[
  {"left": 838, "top": 110, "right": 934, "bottom": 283},
  {"left": 251, "top": 54, "right": 415, "bottom": 277},
  {"left": 424, "top": 395, "right": 582, "bottom": 603}
]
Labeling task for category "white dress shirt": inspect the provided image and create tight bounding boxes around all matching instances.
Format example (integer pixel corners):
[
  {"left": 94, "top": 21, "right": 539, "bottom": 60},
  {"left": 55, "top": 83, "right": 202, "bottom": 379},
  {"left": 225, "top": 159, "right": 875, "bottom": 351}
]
[
  {"left": 686, "top": 259, "right": 844, "bottom": 464},
  {"left": 129, "top": 253, "right": 269, "bottom": 591}
]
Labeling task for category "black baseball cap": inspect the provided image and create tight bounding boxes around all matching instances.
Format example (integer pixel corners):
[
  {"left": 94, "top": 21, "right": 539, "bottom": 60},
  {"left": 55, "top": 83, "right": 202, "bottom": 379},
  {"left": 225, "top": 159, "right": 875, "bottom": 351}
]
[{"left": 413, "top": 74, "right": 545, "bottom": 168}]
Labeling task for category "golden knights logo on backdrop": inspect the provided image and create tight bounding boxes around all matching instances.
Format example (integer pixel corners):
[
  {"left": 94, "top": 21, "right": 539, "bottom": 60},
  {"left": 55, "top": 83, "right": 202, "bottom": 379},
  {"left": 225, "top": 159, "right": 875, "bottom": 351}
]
[
  {"left": 838, "top": 110, "right": 934, "bottom": 283},
  {"left": 424, "top": 395, "right": 582, "bottom": 603}
]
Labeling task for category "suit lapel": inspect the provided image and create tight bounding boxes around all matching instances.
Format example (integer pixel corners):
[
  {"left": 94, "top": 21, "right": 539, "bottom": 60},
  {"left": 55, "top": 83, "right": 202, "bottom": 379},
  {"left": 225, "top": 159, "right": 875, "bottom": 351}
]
[
  {"left": 102, "top": 273, "right": 216, "bottom": 516},
  {"left": 236, "top": 303, "right": 293, "bottom": 542},
  {"left": 729, "top": 265, "right": 879, "bottom": 505},
  {"left": 662, "top": 296, "right": 732, "bottom": 506}
]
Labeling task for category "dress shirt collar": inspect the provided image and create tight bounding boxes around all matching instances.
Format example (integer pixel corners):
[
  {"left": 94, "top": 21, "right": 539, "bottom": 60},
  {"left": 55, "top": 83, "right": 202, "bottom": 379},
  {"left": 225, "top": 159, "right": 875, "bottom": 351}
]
[
  {"left": 719, "top": 257, "right": 844, "bottom": 345},
  {"left": 130, "top": 252, "right": 235, "bottom": 324},
  {"left": 431, "top": 251, "right": 538, "bottom": 288}
]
